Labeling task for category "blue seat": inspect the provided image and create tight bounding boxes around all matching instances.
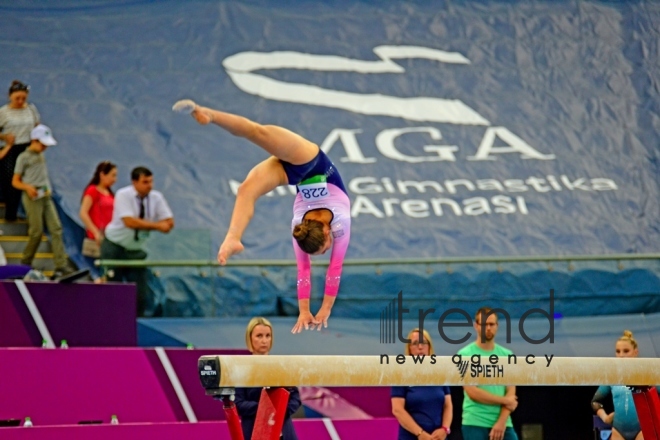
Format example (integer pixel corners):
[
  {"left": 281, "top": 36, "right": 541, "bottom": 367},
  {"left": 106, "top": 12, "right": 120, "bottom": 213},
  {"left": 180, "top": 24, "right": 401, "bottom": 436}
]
[{"left": 0, "top": 264, "right": 32, "bottom": 280}]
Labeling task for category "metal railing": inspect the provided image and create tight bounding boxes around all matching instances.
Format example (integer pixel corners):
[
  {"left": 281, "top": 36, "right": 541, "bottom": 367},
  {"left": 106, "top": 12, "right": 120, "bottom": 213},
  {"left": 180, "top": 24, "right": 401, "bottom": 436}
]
[
  {"left": 96, "top": 252, "right": 660, "bottom": 269},
  {"left": 93, "top": 253, "right": 660, "bottom": 317}
]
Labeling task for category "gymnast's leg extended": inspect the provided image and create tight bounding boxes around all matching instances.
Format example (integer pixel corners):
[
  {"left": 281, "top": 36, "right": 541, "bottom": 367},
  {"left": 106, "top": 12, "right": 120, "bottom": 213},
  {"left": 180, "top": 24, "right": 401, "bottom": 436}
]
[{"left": 173, "top": 99, "right": 319, "bottom": 265}]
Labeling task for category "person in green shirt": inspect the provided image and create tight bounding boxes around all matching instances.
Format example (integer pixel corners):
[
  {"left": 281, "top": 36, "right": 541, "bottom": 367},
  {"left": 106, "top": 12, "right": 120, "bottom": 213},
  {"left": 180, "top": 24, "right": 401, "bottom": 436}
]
[{"left": 457, "top": 307, "right": 519, "bottom": 440}]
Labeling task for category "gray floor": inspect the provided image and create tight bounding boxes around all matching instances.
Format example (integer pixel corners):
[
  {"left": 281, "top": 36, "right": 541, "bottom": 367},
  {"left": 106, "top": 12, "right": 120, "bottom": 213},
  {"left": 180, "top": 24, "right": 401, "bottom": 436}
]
[{"left": 139, "top": 312, "right": 660, "bottom": 358}]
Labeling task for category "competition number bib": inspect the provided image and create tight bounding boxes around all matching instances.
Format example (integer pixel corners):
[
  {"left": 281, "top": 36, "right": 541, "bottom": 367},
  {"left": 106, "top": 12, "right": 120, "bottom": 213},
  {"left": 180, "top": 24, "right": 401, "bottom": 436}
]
[{"left": 298, "top": 175, "right": 329, "bottom": 201}]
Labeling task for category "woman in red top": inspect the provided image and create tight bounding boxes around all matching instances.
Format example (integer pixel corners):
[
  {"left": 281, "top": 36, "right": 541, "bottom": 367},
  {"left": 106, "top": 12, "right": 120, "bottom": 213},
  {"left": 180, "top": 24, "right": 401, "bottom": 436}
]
[{"left": 79, "top": 161, "right": 117, "bottom": 280}]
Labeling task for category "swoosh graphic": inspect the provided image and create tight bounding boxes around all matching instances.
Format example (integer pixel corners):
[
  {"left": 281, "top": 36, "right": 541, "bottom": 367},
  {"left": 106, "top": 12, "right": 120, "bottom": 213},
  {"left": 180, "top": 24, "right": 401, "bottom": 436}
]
[{"left": 222, "top": 45, "right": 490, "bottom": 126}]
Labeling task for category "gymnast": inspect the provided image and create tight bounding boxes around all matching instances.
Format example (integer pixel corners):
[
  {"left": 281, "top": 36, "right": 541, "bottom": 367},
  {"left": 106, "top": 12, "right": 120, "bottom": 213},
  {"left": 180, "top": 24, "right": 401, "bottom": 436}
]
[
  {"left": 173, "top": 99, "right": 351, "bottom": 333},
  {"left": 592, "top": 330, "right": 660, "bottom": 440}
]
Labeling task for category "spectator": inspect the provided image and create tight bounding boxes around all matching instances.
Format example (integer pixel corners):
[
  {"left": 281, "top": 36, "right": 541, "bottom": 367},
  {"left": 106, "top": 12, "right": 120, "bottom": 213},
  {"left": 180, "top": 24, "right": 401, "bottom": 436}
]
[
  {"left": 11, "top": 124, "right": 71, "bottom": 278},
  {"left": 391, "top": 328, "right": 452, "bottom": 440},
  {"left": 101, "top": 166, "right": 173, "bottom": 317},
  {"left": 235, "top": 317, "right": 301, "bottom": 440},
  {"left": 0, "top": 80, "right": 40, "bottom": 221},
  {"left": 79, "top": 161, "right": 117, "bottom": 282},
  {"left": 458, "top": 307, "right": 519, "bottom": 440},
  {"left": 592, "top": 330, "right": 659, "bottom": 440}
]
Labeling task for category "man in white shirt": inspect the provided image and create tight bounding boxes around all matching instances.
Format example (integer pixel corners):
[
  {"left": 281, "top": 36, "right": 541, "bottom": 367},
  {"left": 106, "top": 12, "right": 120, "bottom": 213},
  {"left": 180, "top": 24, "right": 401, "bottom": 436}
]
[{"left": 101, "top": 166, "right": 174, "bottom": 317}]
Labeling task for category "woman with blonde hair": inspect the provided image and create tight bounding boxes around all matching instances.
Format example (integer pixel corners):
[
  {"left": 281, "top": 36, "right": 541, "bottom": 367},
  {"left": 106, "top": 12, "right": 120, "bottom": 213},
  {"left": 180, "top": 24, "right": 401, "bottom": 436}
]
[
  {"left": 391, "top": 328, "right": 452, "bottom": 440},
  {"left": 592, "top": 330, "right": 659, "bottom": 440},
  {"left": 235, "top": 317, "right": 301, "bottom": 439}
]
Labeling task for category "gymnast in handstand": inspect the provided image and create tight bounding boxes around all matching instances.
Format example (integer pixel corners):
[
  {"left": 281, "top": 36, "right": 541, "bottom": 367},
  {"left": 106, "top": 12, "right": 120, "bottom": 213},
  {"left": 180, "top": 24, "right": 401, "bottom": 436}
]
[{"left": 174, "top": 99, "right": 351, "bottom": 333}]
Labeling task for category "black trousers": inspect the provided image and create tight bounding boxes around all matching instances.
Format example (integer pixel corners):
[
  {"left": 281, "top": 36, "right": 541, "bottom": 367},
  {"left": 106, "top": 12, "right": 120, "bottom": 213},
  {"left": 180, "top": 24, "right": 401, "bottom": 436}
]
[
  {"left": 100, "top": 239, "right": 148, "bottom": 317},
  {"left": 0, "top": 142, "right": 29, "bottom": 220}
]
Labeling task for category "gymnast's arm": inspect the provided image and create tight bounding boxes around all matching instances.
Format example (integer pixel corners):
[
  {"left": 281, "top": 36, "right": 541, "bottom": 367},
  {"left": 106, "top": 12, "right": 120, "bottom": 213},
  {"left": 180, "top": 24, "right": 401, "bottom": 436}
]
[
  {"left": 325, "top": 222, "right": 351, "bottom": 297},
  {"left": 293, "top": 237, "right": 312, "bottom": 302},
  {"left": 310, "top": 222, "right": 350, "bottom": 326},
  {"left": 592, "top": 386, "right": 613, "bottom": 424},
  {"left": 322, "top": 219, "right": 351, "bottom": 304},
  {"left": 290, "top": 237, "right": 318, "bottom": 332}
]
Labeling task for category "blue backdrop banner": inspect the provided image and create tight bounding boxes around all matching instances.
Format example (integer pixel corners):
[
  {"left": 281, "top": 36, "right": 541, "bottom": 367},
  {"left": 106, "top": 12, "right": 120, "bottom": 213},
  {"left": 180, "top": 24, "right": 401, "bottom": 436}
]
[{"left": 2, "top": 0, "right": 658, "bottom": 316}]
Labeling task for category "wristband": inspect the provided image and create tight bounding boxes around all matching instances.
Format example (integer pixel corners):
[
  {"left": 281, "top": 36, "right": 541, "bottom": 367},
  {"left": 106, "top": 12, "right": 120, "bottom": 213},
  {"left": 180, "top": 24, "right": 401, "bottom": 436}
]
[
  {"left": 416, "top": 429, "right": 424, "bottom": 437},
  {"left": 441, "top": 426, "right": 451, "bottom": 434}
]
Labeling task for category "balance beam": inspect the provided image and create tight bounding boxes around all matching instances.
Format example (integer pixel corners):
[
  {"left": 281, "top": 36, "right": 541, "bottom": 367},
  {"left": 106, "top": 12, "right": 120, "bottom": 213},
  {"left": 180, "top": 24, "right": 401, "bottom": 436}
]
[{"left": 198, "top": 355, "right": 660, "bottom": 391}]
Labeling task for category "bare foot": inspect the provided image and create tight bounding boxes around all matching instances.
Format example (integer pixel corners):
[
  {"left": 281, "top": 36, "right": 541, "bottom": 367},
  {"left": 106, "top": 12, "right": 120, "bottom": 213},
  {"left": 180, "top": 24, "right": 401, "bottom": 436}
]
[
  {"left": 217, "top": 236, "right": 244, "bottom": 265},
  {"left": 192, "top": 106, "right": 212, "bottom": 125},
  {"left": 172, "top": 99, "right": 212, "bottom": 125}
]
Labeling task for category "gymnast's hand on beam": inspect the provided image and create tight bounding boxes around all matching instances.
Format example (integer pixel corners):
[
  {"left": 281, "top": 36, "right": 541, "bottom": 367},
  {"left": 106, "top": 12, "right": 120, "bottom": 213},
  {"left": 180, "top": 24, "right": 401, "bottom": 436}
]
[
  {"left": 291, "top": 310, "right": 319, "bottom": 334},
  {"left": 313, "top": 307, "right": 331, "bottom": 331}
]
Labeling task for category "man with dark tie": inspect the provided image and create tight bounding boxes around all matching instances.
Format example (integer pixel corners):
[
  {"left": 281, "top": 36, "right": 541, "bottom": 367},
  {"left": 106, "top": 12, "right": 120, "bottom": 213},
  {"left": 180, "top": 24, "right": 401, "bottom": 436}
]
[{"left": 101, "top": 166, "right": 174, "bottom": 316}]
